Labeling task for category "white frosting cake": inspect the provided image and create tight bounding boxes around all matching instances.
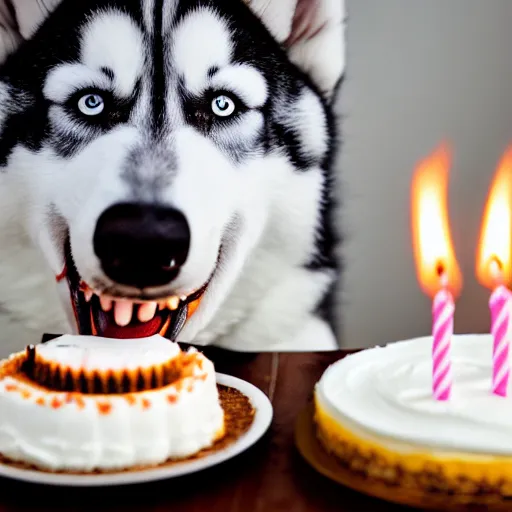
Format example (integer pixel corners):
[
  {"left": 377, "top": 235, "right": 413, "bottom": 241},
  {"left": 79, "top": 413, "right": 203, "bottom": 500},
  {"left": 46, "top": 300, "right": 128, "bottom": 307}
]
[
  {"left": 34, "top": 334, "right": 182, "bottom": 371},
  {"left": 316, "top": 334, "right": 510, "bottom": 456},
  {"left": 0, "top": 334, "right": 225, "bottom": 472}
]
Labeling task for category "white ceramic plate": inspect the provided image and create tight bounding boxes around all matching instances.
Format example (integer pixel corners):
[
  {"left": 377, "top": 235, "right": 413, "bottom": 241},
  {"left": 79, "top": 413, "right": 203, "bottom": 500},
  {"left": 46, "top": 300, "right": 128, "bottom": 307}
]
[{"left": 0, "top": 373, "right": 273, "bottom": 486}]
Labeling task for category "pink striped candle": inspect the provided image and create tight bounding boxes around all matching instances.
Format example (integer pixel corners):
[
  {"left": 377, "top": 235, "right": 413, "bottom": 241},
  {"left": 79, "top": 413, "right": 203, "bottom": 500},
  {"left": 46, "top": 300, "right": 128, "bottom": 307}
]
[
  {"left": 475, "top": 146, "right": 512, "bottom": 397},
  {"left": 410, "top": 145, "right": 462, "bottom": 402},
  {"left": 431, "top": 286, "right": 454, "bottom": 401},
  {"left": 489, "top": 284, "right": 512, "bottom": 397}
]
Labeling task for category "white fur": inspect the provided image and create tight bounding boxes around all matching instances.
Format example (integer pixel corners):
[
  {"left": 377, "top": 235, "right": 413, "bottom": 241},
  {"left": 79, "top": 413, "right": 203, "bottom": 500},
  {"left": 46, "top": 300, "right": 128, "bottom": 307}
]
[
  {"left": 80, "top": 10, "right": 145, "bottom": 97},
  {"left": 44, "top": 64, "right": 111, "bottom": 103},
  {"left": 173, "top": 8, "right": 232, "bottom": 95},
  {"left": 0, "top": 82, "right": 12, "bottom": 125},
  {"left": 290, "top": 89, "right": 328, "bottom": 162},
  {"left": 142, "top": 0, "right": 155, "bottom": 34},
  {"left": 0, "top": 151, "right": 68, "bottom": 358},
  {"left": 182, "top": 155, "right": 334, "bottom": 350}
]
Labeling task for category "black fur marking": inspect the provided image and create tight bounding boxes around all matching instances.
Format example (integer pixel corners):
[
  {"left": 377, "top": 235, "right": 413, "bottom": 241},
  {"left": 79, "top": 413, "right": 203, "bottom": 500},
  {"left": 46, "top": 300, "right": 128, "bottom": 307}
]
[
  {"left": 207, "top": 66, "right": 219, "bottom": 79},
  {"left": 0, "top": 94, "right": 49, "bottom": 168},
  {"left": 51, "top": 131, "right": 84, "bottom": 159},
  {"left": 100, "top": 66, "right": 115, "bottom": 81},
  {"left": 151, "top": 0, "right": 166, "bottom": 134},
  {"left": 304, "top": 112, "right": 339, "bottom": 270},
  {"left": 183, "top": 95, "right": 214, "bottom": 133},
  {"left": 308, "top": 75, "right": 344, "bottom": 334},
  {"left": 271, "top": 122, "right": 316, "bottom": 171}
]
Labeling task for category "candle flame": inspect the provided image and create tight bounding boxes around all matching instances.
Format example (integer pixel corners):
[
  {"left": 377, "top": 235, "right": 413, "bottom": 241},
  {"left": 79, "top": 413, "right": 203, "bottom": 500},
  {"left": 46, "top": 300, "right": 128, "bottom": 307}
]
[
  {"left": 411, "top": 144, "right": 462, "bottom": 299},
  {"left": 476, "top": 145, "right": 512, "bottom": 289}
]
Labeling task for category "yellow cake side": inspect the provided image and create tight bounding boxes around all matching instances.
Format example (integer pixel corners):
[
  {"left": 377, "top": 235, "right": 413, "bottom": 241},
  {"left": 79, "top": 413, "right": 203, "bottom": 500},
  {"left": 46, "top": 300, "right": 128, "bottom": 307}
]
[{"left": 314, "top": 393, "right": 512, "bottom": 496}]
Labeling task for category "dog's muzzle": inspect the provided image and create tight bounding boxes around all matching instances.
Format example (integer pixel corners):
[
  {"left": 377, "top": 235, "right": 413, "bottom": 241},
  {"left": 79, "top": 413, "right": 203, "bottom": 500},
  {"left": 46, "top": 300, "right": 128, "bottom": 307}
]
[{"left": 57, "top": 202, "right": 211, "bottom": 341}]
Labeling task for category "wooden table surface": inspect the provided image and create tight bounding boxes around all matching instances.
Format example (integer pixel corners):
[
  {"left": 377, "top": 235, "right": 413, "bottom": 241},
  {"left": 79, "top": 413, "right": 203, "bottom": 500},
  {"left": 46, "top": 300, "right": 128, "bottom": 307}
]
[{"left": 0, "top": 347, "right": 417, "bottom": 512}]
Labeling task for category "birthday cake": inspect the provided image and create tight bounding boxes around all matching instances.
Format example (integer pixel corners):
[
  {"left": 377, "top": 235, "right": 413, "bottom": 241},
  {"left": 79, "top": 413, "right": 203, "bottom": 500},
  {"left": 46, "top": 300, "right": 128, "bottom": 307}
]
[
  {"left": 0, "top": 334, "right": 225, "bottom": 472},
  {"left": 314, "top": 334, "right": 512, "bottom": 497}
]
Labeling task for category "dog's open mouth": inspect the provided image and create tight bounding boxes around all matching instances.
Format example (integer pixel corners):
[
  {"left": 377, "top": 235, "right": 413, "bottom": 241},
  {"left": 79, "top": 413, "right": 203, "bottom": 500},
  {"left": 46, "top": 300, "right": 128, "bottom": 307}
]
[{"left": 58, "top": 240, "right": 208, "bottom": 340}]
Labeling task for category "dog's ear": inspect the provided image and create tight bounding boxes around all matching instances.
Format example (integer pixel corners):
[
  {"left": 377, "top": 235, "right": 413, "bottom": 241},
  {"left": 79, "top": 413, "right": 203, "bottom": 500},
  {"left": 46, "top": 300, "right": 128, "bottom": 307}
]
[
  {"left": 0, "top": 0, "right": 61, "bottom": 64},
  {"left": 244, "top": 0, "right": 345, "bottom": 100},
  {"left": 10, "top": 0, "right": 61, "bottom": 39}
]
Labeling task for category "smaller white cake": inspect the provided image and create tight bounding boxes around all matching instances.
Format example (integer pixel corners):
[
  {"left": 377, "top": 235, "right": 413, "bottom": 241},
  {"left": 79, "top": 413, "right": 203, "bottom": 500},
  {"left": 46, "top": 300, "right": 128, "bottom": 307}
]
[{"left": 0, "top": 334, "right": 225, "bottom": 472}]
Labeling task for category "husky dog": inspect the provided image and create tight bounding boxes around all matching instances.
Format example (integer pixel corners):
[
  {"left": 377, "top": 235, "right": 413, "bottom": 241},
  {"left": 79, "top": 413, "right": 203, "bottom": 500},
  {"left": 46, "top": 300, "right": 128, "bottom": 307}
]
[{"left": 0, "top": 0, "right": 344, "bottom": 355}]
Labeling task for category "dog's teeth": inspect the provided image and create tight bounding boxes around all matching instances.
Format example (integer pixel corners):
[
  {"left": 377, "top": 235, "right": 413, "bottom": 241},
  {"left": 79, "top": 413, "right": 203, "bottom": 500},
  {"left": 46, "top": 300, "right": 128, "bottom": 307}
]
[
  {"left": 180, "top": 295, "right": 187, "bottom": 302},
  {"left": 99, "top": 296, "right": 113, "bottom": 312},
  {"left": 114, "top": 300, "right": 133, "bottom": 327},
  {"left": 138, "top": 302, "right": 157, "bottom": 323},
  {"left": 167, "top": 296, "right": 180, "bottom": 310},
  {"left": 84, "top": 289, "right": 93, "bottom": 302}
]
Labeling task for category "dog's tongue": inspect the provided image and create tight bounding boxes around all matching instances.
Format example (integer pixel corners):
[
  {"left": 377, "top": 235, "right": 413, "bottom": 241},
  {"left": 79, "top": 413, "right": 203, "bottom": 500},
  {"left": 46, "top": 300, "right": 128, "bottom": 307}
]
[
  {"left": 102, "top": 316, "right": 165, "bottom": 339},
  {"left": 92, "top": 307, "right": 171, "bottom": 339}
]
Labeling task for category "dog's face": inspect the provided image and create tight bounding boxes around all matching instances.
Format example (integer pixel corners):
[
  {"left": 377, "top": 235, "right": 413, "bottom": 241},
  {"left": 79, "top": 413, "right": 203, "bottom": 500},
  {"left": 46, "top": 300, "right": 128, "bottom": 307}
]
[{"left": 0, "top": 0, "right": 344, "bottom": 341}]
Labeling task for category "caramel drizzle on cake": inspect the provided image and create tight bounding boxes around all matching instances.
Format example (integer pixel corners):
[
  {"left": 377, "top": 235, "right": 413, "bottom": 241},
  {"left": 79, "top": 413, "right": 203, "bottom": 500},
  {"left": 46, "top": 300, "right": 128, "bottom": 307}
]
[{"left": 20, "top": 345, "right": 200, "bottom": 394}]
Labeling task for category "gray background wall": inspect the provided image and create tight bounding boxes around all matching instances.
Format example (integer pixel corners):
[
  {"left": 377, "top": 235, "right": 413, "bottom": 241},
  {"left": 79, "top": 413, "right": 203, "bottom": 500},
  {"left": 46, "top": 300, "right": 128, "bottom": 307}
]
[{"left": 336, "top": 0, "right": 512, "bottom": 348}]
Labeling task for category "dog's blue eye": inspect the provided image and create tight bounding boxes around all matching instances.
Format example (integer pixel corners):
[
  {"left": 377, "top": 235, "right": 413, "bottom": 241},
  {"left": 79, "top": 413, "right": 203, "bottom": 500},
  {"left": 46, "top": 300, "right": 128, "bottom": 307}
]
[
  {"left": 211, "top": 95, "right": 235, "bottom": 117},
  {"left": 78, "top": 93, "right": 105, "bottom": 116}
]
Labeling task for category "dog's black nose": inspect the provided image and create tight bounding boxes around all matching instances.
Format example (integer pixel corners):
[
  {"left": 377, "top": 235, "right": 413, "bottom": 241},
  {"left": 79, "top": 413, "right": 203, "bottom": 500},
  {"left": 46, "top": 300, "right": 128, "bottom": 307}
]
[{"left": 93, "top": 203, "right": 190, "bottom": 289}]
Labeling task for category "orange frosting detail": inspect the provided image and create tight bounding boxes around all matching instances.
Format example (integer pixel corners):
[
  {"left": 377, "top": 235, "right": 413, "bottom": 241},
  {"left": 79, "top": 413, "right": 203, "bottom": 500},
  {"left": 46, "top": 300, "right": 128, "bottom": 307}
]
[
  {"left": 75, "top": 396, "right": 86, "bottom": 409},
  {"left": 5, "top": 384, "right": 18, "bottom": 392},
  {"left": 97, "top": 402, "right": 112, "bottom": 415},
  {"left": 141, "top": 398, "right": 151, "bottom": 410},
  {"left": 51, "top": 397, "right": 63, "bottom": 409},
  {"left": 167, "top": 394, "right": 178, "bottom": 403},
  {"left": 35, "top": 397, "right": 45, "bottom": 406},
  {"left": 20, "top": 389, "right": 31, "bottom": 399}
]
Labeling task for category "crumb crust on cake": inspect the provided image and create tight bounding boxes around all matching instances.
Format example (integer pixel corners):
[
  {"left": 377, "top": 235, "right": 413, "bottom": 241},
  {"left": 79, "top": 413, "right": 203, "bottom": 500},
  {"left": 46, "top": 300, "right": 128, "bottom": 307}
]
[
  {"left": 2, "top": 347, "right": 205, "bottom": 395},
  {"left": 315, "top": 397, "right": 512, "bottom": 497},
  {"left": 24, "top": 348, "right": 201, "bottom": 393},
  {"left": 0, "top": 385, "right": 254, "bottom": 475}
]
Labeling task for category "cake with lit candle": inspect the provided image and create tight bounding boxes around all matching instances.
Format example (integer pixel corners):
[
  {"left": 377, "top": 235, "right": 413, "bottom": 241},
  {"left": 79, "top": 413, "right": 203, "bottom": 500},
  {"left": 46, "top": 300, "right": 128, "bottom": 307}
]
[
  {"left": 0, "top": 334, "right": 225, "bottom": 472},
  {"left": 314, "top": 333, "right": 512, "bottom": 498},
  {"left": 312, "top": 145, "right": 512, "bottom": 501}
]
